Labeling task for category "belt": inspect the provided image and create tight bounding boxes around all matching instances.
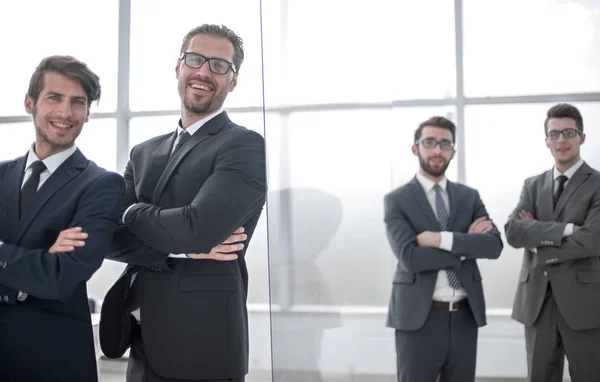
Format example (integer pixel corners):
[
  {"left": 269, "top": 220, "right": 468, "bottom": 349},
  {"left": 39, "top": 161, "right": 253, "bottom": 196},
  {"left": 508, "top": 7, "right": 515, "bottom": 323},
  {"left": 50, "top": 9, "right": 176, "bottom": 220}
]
[{"left": 432, "top": 299, "right": 468, "bottom": 312}]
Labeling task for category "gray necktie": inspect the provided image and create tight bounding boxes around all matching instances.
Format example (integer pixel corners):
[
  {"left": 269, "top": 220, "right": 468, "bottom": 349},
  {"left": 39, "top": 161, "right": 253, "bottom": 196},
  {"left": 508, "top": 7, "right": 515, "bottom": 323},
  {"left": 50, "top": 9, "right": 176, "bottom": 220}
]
[
  {"left": 554, "top": 175, "right": 568, "bottom": 207},
  {"left": 434, "top": 184, "right": 463, "bottom": 289},
  {"left": 171, "top": 131, "right": 191, "bottom": 158}
]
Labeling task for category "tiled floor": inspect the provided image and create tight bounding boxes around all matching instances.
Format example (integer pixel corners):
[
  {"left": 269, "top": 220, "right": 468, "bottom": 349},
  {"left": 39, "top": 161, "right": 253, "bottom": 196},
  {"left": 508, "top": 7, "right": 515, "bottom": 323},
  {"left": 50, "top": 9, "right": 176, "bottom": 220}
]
[{"left": 99, "top": 358, "right": 568, "bottom": 382}]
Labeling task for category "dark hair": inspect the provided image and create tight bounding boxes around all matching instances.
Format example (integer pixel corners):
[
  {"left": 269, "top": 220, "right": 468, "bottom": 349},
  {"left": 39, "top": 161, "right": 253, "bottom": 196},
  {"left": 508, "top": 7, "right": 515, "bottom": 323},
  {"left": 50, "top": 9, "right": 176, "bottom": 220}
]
[
  {"left": 544, "top": 103, "right": 584, "bottom": 135},
  {"left": 180, "top": 24, "right": 244, "bottom": 72},
  {"left": 414, "top": 116, "right": 457, "bottom": 143},
  {"left": 27, "top": 55, "right": 101, "bottom": 105}
]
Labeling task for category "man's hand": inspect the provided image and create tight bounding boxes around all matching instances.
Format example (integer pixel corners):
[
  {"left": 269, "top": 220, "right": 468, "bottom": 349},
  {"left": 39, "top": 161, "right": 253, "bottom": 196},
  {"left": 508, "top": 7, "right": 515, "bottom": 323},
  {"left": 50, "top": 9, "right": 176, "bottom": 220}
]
[
  {"left": 519, "top": 210, "right": 534, "bottom": 220},
  {"left": 187, "top": 227, "right": 247, "bottom": 261},
  {"left": 574, "top": 224, "right": 582, "bottom": 233},
  {"left": 416, "top": 231, "right": 441, "bottom": 248},
  {"left": 468, "top": 216, "right": 493, "bottom": 234},
  {"left": 49, "top": 227, "right": 88, "bottom": 253}
]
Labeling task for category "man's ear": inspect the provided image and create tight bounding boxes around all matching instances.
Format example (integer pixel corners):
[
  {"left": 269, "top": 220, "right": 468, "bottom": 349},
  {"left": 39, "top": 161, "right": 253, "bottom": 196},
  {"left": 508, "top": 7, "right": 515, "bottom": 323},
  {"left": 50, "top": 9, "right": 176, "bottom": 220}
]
[
  {"left": 411, "top": 144, "right": 418, "bottom": 156},
  {"left": 580, "top": 133, "right": 586, "bottom": 145},
  {"left": 85, "top": 106, "right": 91, "bottom": 123},
  {"left": 24, "top": 94, "right": 33, "bottom": 114},
  {"left": 229, "top": 73, "right": 238, "bottom": 93},
  {"left": 175, "top": 59, "right": 182, "bottom": 79}
]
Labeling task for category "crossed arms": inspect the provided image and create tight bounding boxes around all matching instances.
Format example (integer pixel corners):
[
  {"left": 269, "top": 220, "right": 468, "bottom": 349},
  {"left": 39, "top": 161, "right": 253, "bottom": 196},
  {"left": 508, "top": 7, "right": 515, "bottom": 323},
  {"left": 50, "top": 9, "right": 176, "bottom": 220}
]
[
  {"left": 107, "top": 130, "right": 267, "bottom": 267},
  {"left": 505, "top": 181, "right": 600, "bottom": 265},
  {"left": 384, "top": 191, "right": 503, "bottom": 273}
]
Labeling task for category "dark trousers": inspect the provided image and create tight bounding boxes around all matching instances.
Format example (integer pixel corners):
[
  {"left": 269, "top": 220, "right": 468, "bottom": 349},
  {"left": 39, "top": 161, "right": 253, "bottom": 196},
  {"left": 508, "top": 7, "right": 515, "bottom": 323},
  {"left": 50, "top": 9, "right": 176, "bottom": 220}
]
[
  {"left": 525, "top": 290, "right": 600, "bottom": 382},
  {"left": 127, "top": 321, "right": 245, "bottom": 382},
  {"left": 395, "top": 303, "right": 478, "bottom": 382}
]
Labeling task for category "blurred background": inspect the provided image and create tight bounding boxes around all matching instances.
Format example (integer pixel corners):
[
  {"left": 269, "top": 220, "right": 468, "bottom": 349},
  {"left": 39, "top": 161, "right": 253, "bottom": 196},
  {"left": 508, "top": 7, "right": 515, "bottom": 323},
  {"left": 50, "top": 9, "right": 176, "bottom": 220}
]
[{"left": 1, "top": 0, "right": 599, "bottom": 380}]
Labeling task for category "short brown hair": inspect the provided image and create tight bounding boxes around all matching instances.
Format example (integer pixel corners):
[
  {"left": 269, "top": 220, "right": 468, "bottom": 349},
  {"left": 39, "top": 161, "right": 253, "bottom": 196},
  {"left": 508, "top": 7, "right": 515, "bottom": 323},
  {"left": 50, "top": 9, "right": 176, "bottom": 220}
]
[
  {"left": 544, "top": 103, "right": 584, "bottom": 135},
  {"left": 414, "top": 116, "right": 457, "bottom": 143},
  {"left": 180, "top": 24, "right": 244, "bottom": 72},
  {"left": 27, "top": 55, "right": 101, "bottom": 105}
]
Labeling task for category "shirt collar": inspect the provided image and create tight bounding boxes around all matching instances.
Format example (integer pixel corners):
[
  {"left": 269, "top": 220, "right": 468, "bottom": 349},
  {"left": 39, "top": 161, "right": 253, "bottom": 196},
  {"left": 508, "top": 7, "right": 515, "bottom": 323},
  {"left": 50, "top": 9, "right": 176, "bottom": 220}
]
[
  {"left": 176, "top": 109, "right": 223, "bottom": 136},
  {"left": 25, "top": 144, "right": 78, "bottom": 175},
  {"left": 416, "top": 172, "right": 447, "bottom": 193},
  {"left": 553, "top": 158, "right": 584, "bottom": 180}
]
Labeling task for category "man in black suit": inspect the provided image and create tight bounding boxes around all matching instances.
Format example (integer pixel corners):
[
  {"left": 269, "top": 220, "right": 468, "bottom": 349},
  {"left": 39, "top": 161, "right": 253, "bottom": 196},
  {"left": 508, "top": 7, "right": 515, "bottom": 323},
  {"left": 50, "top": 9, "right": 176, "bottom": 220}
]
[
  {"left": 0, "top": 56, "right": 125, "bottom": 381},
  {"left": 100, "top": 24, "right": 267, "bottom": 381},
  {"left": 384, "top": 116, "right": 503, "bottom": 382}
]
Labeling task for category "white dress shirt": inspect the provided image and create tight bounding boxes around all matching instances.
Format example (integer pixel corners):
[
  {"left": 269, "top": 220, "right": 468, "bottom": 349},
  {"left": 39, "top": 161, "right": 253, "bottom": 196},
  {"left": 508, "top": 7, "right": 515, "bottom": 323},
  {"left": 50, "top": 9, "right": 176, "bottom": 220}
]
[
  {"left": 415, "top": 172, "right": 467, "bottom": 303},
  {"left": 7, "top": 144, "right": 78, "bottom": 301}
]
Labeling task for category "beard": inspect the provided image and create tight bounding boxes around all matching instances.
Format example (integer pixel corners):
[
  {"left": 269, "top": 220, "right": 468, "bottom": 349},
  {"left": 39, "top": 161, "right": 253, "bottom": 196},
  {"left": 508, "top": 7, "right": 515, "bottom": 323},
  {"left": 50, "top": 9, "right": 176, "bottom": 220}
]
[
  {"left": 419, "top": 154, "right": 450, "bottom": 177},
  {"left": 32, "top": 105, "right": 75, "bottom": 149}
]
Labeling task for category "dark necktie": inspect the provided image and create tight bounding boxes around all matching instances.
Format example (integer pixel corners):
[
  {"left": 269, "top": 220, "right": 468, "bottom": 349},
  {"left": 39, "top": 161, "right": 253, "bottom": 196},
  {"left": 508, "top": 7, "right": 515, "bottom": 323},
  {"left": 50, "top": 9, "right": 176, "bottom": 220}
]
[
  {"left": 20, "top": 160, "right": 47, "bottom": 217},
  {"left": 554, "top": 175, "right": 568, "bottom": 207},
  {"left": 171, "top": 131, "right": 191, "bottom": 158},
  {"left": 434, "top": 184, "right": 463, "bottom": 289}
]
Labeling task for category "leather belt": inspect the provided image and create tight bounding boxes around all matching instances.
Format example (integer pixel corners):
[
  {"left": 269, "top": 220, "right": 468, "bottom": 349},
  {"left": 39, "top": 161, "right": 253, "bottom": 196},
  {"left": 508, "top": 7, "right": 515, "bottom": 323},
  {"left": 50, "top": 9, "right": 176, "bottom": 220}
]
[{"left": 432, "top": 299, "right": 469, "bottom": 312}]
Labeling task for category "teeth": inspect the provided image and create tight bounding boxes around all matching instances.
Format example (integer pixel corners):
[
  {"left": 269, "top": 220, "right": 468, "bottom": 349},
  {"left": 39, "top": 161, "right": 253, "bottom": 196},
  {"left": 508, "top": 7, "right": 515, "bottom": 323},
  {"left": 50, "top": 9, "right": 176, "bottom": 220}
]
[
  {"left": 190, "top": 83, "right": 211, "bottom": 91},
  {"left": 51, "top": 121, "right": 70, "bottom": 128}
]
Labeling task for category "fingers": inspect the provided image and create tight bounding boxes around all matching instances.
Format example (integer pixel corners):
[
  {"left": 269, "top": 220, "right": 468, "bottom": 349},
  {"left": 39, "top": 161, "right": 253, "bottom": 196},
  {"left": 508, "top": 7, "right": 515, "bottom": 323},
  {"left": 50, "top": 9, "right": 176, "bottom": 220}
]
[
  {"left": 469, "top": 218, "right": 493, "bottom": 234},
  {"left": 215, "top": 243, "right": 244, "bottom": 253},
  {"left": 49, "top": 245, "right": 76, "bottom": 253},
  {"left": 187, "top": 252, "right": 238, "bottom": 261},
  {"left": 233, "top": 227, "right": 245, "bottom": 234},
  {"left": 222, "top": 233, "right": 247, "bottom": 244},
  {"left": 59, "top": 227, "right": 88, "bottom": 241},
  {"left": 519, "top": 210, "right": 533, "bottom": 219}
]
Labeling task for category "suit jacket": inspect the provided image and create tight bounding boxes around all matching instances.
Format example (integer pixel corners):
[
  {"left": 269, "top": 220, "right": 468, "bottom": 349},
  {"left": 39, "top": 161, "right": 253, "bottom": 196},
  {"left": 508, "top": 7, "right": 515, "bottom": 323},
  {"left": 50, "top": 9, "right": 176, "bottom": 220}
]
[
  {"left": 384, "top": 177, "right": 503, "bottom": 331},
  {"left": 505, "top": 162, "right": 600, "bottom": 330},
  {"left": 100, "top": 111, "right": 267, "bottom": 380},
  {"left": 0, "top": 149, "right": 125, "bottom": 382}
]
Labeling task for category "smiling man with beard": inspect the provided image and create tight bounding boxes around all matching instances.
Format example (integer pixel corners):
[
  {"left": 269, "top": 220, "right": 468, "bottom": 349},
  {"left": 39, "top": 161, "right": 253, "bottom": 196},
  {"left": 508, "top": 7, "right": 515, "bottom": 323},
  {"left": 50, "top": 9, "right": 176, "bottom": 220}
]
[
  {"left": 384, "top": 116, "right": 503, "bottom": 382},
  {"left": 505, "top": 103, "right": 600, "bottom": 382},
  {"left": 99, "top": 24, "right": 267, "bottom": 382}
]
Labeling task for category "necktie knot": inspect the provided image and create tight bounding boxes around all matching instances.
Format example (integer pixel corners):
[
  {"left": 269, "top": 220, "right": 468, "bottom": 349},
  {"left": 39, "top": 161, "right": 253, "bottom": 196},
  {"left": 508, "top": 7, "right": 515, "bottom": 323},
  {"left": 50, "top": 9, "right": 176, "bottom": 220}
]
[
  {"left": 557, "top": 175, "right": 568, "bottom": 187},
  {"left": 29, "top": 160, "right": 47, "bottom": 175}
]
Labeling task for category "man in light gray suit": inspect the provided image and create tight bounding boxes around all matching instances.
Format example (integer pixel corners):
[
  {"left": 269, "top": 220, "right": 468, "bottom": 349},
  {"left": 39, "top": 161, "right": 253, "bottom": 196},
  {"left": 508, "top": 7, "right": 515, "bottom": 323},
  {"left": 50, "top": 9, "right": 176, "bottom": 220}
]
[
  {"left": 505, "top": 103, "right": 600, "bottom": 382},
  {"left": 384, "top": 116, "right": 503, "bottom": 382}
]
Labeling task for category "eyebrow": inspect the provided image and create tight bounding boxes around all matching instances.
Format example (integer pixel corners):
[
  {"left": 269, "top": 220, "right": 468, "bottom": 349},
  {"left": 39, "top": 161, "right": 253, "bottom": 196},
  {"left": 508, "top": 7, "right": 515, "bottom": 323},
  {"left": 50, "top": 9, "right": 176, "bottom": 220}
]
[{"left": 46, "top": 92, "right": 87, "bottom": 102}]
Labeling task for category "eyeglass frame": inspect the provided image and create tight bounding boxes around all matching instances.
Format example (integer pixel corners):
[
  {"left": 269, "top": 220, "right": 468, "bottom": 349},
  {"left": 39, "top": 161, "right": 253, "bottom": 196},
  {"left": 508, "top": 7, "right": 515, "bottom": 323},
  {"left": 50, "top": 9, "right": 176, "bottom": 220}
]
[
  {"left": 415, "top": 138, "right": 455, "bottom": 151},
  {"left": 179, "top": 52, "right": 237, "bottom": 75},
  {"left": 546, "top": 128, "right": 582, "bottom": 141}
]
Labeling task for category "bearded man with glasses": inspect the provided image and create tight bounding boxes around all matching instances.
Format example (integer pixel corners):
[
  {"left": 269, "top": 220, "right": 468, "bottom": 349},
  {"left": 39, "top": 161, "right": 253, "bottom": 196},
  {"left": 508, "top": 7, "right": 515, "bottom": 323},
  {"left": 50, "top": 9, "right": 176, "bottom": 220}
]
[
  {"left": 99, "top": 24, "right": 267, "bottom": 382},
  {"left": 384, "top": 116, "right": 503, "bottom": 382},
  {"left": 505, "top": 103, "right": 600, "bottom": 382}
]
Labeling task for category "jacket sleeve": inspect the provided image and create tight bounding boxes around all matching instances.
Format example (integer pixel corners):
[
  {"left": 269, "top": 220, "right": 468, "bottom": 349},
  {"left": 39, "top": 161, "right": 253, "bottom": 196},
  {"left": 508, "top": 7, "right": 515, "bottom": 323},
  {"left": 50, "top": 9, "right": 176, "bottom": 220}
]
[
  {"left": 123, "top": 131, "right": 267, "bottom": 255},
  {"left": 384, "top": 193, "right": 461, "bottom": 273},
  {"left": 0, "top": 173, "right": 125, "bottom": 302}
]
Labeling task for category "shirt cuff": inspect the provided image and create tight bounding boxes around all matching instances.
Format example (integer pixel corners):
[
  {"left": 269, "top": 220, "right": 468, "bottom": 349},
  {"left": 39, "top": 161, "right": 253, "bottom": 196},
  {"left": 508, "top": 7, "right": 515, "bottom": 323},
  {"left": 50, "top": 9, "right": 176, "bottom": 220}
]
[
  {"left": 168, "top": 253, "right": 188, "bottom": 258},
  {"left": 563, "top": 223, "right": 574, "bottom": 237},
  {"left": 122, "top": 204, "right": 136, "bottom": 222},
  {"left": 17, "top": 291, "right": 28, "bottom": 301},
  {"left": 439, "top": 231, "right": 453, "bottom": 252}
]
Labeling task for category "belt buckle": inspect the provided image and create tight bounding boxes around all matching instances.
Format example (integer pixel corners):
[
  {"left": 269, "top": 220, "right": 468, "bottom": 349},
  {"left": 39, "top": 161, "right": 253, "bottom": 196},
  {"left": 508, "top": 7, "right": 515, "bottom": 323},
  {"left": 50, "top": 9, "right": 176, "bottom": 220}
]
[{"left": 449, "top": 301, "right": 458, "bottom": 312}]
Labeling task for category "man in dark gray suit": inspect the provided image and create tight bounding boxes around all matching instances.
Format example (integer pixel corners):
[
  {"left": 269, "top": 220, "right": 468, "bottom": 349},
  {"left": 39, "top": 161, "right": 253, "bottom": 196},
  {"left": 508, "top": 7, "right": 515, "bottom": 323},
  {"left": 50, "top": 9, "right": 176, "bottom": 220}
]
[
  {"left": 505, "top": 103, "right": 600, "bottom": 382},
  {"left": 384, "top": 116, "right": 503, "bottom": 382}
]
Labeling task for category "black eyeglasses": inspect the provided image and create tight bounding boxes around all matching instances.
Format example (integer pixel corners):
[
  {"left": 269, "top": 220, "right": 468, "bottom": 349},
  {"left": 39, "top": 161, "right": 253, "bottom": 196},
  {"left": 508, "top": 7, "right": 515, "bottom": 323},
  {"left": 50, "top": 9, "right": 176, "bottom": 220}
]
[
  {"left": 180, "top": 52, "right": 236, "bottom": 75},
  {"left": 546, "top": 128, "right": 581, "bottom": 141},
  {"left": 415, "top": 138, "right": 455, "bottom": 151}
]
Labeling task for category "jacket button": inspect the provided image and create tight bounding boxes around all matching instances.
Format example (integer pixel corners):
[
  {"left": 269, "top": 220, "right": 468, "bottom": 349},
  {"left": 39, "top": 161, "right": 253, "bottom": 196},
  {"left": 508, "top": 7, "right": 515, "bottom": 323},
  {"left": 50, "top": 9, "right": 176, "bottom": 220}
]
[
  {"left": 543, "top": 271, "right": 548, "bottom": 276},
  {"left": 3, "top": 295, "right": 8, "bottom": 302}
]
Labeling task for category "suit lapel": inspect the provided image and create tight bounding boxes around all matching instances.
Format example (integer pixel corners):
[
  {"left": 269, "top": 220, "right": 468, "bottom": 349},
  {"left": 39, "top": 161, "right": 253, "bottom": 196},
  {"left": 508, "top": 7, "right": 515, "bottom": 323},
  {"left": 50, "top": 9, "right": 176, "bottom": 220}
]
[
  {"left": 152, "top": 112, "right": 231, "bottom": 204},
  {"left": 446, "top": 181, "right": 460, "bottom": 228},
  {"left": 409, "top": 178, "right": 440, "bottom": 229},
  {"left": 553, "top": 163, "right": 592, "bottom": 219},
  {"left": 149, "top": 132, "right": 176, "bottom": 198},
  {"left": 2, "top": 154, "right": 28, "bottom": 240},
  {"left": 12, "top": 149, "right": 88, "bottom": 244}
]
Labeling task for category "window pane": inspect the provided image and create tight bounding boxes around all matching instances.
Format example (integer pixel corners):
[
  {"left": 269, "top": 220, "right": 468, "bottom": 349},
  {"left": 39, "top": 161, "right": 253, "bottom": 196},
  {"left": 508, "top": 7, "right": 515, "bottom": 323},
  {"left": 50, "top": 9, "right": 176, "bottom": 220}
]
[
  {"left": 0, "top": 119, "right": 116, "bottom": 171},
  {"left": 0, "top": 0, "right": 118, "bottom": 115},
  {"left": 464, "top": 102, "right": 600, "bottom": 308},
  {"left": 464, "top": 0, "right": 600, "bottom": 96},
  {"left": 285, "top": 0, "right": 455, "bottom": 104},
  {"left": 130, "top": 0, "right": 269, "bottom": 111}
]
